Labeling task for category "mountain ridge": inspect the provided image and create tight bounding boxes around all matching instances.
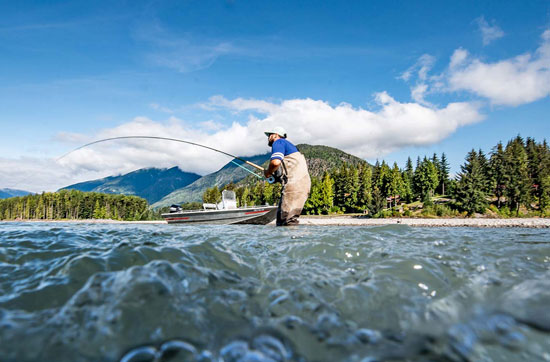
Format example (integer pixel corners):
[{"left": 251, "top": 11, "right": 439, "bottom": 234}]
[
  {"left": 0, "top": 188, "right": 32, "bottom": 199},
  {"left": 61, "top": 166, "right": 201, "bottom": 204}
]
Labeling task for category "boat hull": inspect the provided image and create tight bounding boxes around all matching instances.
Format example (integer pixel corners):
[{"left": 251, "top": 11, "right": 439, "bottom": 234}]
[{"left": 162, "top": 206, "right": 278, "bottom": 225}]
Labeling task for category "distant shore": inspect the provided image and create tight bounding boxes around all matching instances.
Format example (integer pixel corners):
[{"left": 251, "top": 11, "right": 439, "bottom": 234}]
[{"left": 3, "top": 217, "right": 550, "bottom": 228}]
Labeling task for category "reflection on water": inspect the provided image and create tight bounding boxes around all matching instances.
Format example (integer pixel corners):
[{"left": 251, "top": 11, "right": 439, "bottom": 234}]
[{"left": 0, "top": 222, "right": 549, "bottom": 361}]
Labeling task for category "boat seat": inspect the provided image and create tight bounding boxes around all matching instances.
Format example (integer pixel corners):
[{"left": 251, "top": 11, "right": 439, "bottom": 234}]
[{"left": 202, "top": 203, "right": 218, "bottom": 210}]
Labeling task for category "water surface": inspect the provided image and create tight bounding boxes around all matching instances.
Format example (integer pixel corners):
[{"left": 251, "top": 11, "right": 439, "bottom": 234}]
[{"left": 0, "top": 222, "right": 549, "bottom": 361}]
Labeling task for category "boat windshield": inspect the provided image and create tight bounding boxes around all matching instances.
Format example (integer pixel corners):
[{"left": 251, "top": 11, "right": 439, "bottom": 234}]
[{"left": 221, "top": 190, "right": 237, "bottom": 209}]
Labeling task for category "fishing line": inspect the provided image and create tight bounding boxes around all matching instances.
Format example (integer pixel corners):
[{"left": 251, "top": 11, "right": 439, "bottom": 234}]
[{"left": 230, "top": 160, "right": 263, "bottom": 179}]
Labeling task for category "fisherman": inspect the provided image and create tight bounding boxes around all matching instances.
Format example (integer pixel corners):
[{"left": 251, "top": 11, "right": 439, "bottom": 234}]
[{"left": 264, "top": 127, "right": 311, "bottom": 226}]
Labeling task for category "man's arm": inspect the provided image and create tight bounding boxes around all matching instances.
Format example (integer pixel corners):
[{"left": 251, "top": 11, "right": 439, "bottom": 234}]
[{"left": 264, "top": 159, "right": 281, "bottom": 178}]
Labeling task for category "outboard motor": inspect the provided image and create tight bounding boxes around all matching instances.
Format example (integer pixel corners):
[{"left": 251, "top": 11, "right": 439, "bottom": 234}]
[{"left": 169, "top": 204, "right": 183, "bottom": 213}]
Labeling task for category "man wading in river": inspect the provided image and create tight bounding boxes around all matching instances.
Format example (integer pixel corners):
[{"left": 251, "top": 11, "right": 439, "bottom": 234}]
[{"left": 264, "top": 127, "right": 311, "bottom": 226}]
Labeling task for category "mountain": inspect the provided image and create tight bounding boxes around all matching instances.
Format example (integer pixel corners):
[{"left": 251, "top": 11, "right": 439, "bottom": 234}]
[
  {"left": 61, "top": 167, "right": 201, "bottom": 204},
  {"left": 0, "top": 188, "right": 32, "bottom": 199},
  {"left": 151, "top": 153, "right": 271, "bottom": 208},
  {"left": 297, "top": 144, "right": 368, "bottom": 177},
  {"left": 152, "top": 144, "right": 369, "bottom": 208}
]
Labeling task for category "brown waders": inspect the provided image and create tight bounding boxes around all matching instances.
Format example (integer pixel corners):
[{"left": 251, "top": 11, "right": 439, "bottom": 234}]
[{"left": 277, "top": 152, "right": 311, "bottom": 226}]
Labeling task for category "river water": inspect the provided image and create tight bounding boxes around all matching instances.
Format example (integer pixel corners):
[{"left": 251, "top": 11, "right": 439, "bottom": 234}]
[{"left": 0, "top": 222, "right": 549, "bottom": 362}]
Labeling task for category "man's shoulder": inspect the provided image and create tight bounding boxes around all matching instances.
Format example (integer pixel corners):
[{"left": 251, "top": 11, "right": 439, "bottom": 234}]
[{"left": 274, "top": 138, "right": 295, "bottom": 147}]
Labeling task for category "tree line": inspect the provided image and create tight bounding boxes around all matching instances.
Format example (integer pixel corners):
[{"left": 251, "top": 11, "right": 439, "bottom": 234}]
[
  {"left": 201, "top": 135, "right": 550, "bottom": 217},
  {"left": 0, "top": 189, "right": 150, "bottom": 221}
]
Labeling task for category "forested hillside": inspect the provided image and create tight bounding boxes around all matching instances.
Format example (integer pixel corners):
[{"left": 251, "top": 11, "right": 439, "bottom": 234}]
[{"left": 0, "top": 190, "right": 149, "bottom": 221}]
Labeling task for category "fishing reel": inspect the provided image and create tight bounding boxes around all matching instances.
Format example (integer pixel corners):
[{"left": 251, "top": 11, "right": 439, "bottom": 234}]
[{"left": 267, "top": 167, "right": 285, "bottom": 184}]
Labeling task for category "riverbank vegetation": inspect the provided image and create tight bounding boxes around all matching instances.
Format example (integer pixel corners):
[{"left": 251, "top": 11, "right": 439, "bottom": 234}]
[{"left": 0, "top": 190, "right": 151, "bottom": 221}]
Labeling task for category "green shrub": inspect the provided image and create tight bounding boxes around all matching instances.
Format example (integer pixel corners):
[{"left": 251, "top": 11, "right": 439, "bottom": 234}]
[
  {"left": 374, "top": 209, "right": 393, "bottom": 218},
  {"left": 498, "top": 206, "right": 512, "bottom": 218},
  {"left": 488, "top": 204, "right": 499, "bottom": 213}
]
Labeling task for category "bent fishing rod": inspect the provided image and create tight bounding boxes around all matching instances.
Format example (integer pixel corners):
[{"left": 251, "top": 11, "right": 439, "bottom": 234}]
[{"left": 57, "top": 135, "right": 282, "bottom": 183}]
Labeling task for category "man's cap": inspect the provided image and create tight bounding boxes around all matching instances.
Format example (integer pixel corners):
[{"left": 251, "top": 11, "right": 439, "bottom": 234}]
[{"left": 264, "top": 126, "right": 287, "bottom": 138}]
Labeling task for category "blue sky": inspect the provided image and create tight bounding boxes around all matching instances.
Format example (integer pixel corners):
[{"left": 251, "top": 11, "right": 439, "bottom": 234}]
[{"left": 1, "top": 0, "right": 549, "bottom": 192}]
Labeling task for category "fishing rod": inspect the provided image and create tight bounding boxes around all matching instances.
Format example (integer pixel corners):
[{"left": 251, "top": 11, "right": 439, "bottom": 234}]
[{"left": 56, "top": 135, "right": 281, "bottom": 182}]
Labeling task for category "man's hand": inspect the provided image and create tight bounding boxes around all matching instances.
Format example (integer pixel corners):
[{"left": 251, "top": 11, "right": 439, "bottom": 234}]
[{"left": 264, "top": 159, "right": 281, "bottom": 178}]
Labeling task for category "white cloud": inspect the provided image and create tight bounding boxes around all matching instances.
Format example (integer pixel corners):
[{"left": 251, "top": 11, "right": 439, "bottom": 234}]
[
  {"left": 402, "top": 30, "right": 550, "bottom": 107},
  {"left": 1, "top": 94, "right": 483, "bottom": 192},
  {"left": 448, "top": 30, "right": 550, "bottom": 106},
  {"left": 476, "top": 17, "right": 504, "bottom": 46}
]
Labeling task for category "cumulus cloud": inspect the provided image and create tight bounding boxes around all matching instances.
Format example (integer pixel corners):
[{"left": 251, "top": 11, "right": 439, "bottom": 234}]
[
  {"left": 64, "top": 95, "right": 483, "bottom": 172},
  {"left": 1, "top": 93, "right": 483, "bottom": 192},
  {"left": 476, "top": 17, "right": 504, "bottom": 46},
  {"left": 448, "top": 30, "right": 550, "bottom": 106},
  {"left": 402, "top": 30, "right": 550, "bottom": 107}
]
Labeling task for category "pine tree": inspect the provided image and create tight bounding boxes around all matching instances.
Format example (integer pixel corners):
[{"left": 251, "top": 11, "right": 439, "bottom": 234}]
[
  {"left": 93, "top": 200, "right": 102, "bottom": 219},
  {"left": 455, "top": 150, "right": 488, "bottom": 215},
  {"left": 538, "top": 140, "right": 550, "bottom": 211},
  {"left": 489, "top": 142, "right": 506, "bottom": 208},
  {"left": 320, "top": 172, "right": 335, "bottom": 214},
  {"left": 357, "top": 166, "right": 372, "bottom": 209},
  {"left": 431, "top": 153, "right": 440, "bottom": 195},
  {"left": 439, "top": 153, "right": 450, "bottom": 195},
  {"left": 504, "top": 136, "right": 530, "bottom": 212},
  {"left": 369, "top": 186, "right": 385, "bottom": 215},
  {"left": 402, "top": 157, "right": 414, "bottom": 203},
  {"left": 477, "top": 149, "right": 492, "bottom": 194},
  {"left": 413, "top": 158, "right": 439, "bottom": 203},
  {"left": 388, "top": 162, "right": 404, "bottom": 208}
]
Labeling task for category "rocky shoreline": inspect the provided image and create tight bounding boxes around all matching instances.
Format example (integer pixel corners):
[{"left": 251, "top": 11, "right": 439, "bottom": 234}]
[
  {"left": 3, "top": 217, "right": 550, "bottom": 228},
  {"left": 299, "top": 216, "right": 550, "bottom": 228}
]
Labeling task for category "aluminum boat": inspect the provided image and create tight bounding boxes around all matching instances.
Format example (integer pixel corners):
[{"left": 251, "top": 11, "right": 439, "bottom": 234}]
[{"left": 162, "top": 190, "right": 277, "bottom": 225}]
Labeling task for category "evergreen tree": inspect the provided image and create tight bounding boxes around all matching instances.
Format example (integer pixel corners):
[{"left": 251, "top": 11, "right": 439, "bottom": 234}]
[
  {"left": 455, "top": 150, "right": 488, "bottom": 215},
  {"left": 203, "top": 186, "right": 222, "bottom": 204},
  {"left": 477, "top": 149, "right": 491, "bottom": 194},
  {"left": 402, "top": 157, "right": 414, "bottom": 203},
  {"left": 369, "top": 186, "right": 385, "bottom": 216},
  {"left": 413, "top": 158, "right": 439, "bottom": 203},
  {"left": 304, "top": 177, "right": 322, "bottom": 214},
  {"left": 388, "top": 162, "right": 404, "bottom": 208},
  {"left": 377, "top": 161, "right": 392, "bottom": 200},
  {"left": 538, "top": 140, "right": 550, "bottom": 211},
  {"left": 439, "top": 153, "right": 450, "bottom": 195},
  {"left": 504, "top": 136, "right": 530, "bottom": 212},
  {"left": 320, "top": 172, "right": 335, "bottom": 214},
  {"left": 357, "top": 165, "right": 372, "bottom": 209},
  {"left": 540, "top": 175, "right": 550, "bottom": 212},
  {"left": 93, "top": 200, "right": 102, "bottom": 219},
  {"left": 489, "top": 142, "right": 506, "bottom": 208}
]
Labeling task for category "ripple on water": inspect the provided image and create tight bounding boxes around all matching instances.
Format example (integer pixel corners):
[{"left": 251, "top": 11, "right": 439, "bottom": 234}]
[{"left": 0, "top": 222, "right": 549, "bottom": 361}]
